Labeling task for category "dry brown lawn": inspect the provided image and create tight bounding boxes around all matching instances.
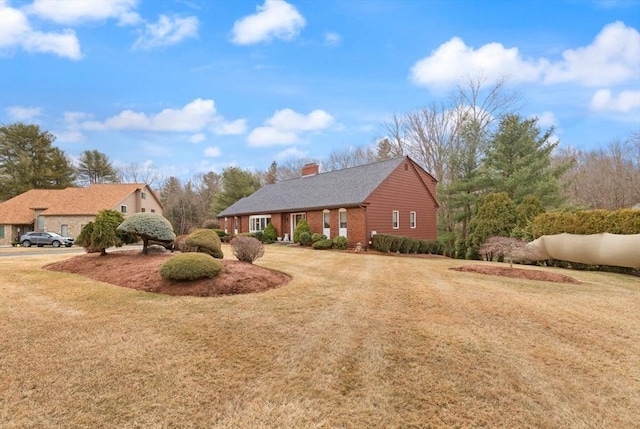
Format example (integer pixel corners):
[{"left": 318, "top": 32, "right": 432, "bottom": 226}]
[{"left": 1, "top": 245, "right": 639, "bottom": 428}]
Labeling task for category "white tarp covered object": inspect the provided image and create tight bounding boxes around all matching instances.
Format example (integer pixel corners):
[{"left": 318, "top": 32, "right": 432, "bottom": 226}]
[{"left": 526, "top": 233, "right": 640, "bottom": 268}]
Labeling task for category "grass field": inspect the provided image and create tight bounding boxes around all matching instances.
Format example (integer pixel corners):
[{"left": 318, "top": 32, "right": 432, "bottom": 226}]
[{"left": 1, "top": 246, "right": 639, "bottom": 428}]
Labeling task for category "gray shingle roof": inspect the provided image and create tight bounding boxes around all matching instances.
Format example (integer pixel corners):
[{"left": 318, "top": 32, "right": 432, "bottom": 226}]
[{"left": 218, "top": 157, "right": 407, "bottom": 217}]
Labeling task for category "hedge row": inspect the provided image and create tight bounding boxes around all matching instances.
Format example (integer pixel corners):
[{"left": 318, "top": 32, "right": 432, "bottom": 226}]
[
  {"left": 371, "top": 234, "right": 444, "bottom": 255},
  {"left": 532, "top": 209, "right": 640, "bottom": 237}
]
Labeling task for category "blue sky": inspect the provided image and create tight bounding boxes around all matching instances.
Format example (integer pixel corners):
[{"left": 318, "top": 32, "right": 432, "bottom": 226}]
[{"left": 1, "top": 0, "right": 639, "bottom": 180}]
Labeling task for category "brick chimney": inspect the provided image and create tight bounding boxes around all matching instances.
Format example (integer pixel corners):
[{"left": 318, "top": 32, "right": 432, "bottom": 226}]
[{"left": 301, "top": 162, "right": 319, "bottom": 177}]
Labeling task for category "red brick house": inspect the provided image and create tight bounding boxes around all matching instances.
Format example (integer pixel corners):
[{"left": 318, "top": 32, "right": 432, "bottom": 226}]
[
  {"left": 217, "top": 156, "right": 438, "bottom": 247},
  {"left": 0, "top": 183, "right": 162, "bottom": 246}
]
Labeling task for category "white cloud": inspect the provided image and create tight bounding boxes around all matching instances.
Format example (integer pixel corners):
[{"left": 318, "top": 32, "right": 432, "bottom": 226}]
[
  {"left": 590, "top": 89, "right": 640, "bottom": 112},
  {"left": 6, "top": 106, "right": 42, "bottom": 121},
  {"left": 86, "top": 99, "right": 217, "bottom": 132},
  {"left": 133, "top": 15, "right": 199, "bottom": 50},
  {"left": 324, "top": 32, "right": 341, "bottom": 47},
  {"left": 533, "top": 111, "right": 558, "bottom": 128},
  {"left": 213, "top": 119, "right": 247, "bottom": 135},
  {"left": 248, "top": 127, "right": 298, "bottom": 146},
  {"left": 248, "top": 108, "right": 335, "bottom": 147},
  {"left": 27, "top": 0, "right": 141, "bottom": 26},
  {"left": 203, "top": 146, "right": 222, "bottom": 158},
  {"left": 188, "top": 133, "right": 206, "bottom": 143},
  {"left": 544, "top": 21, "right": 640, "bottom": 86},
  {"left": 231, "top": 0, "right": 305, "bottom": 45},
  {"left": 275, "top": 147, "right": 308, "bottom": 160},
  {"left": 0, "top": 2, "right": 81, "bottom": 59},
  {"left": 410, "top": 21, "right": 639, "bottom": 88},
  {"left": 410, "top": 37, "right": 544, "bottom": 87},
  {"left": 267, "top": 108, "right": 334, "bottom": 131}
]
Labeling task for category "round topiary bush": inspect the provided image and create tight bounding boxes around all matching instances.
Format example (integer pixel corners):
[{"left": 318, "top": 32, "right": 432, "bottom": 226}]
[
  {"left": 185, "top": 228, "right": 224, "bottom": 259},
  {"left": 333, "top": 236, "right": 348, "bottom": 250},
  {"left": 159, "top": 253, "right": 223, "bottom": 281},
  {"left": 312, "top": 239, "right": 333, "bottom": 250},
  {"left": 299, "top": 231, "right": 311, "bottom": 246}
]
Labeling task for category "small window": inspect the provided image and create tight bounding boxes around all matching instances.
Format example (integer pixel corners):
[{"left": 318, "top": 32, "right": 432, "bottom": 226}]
[
  {"left": 141, "top": 208, "right": 146, "bottom": 212},
  {"left": 141, "top": 192, "right": 147, "bottom": 200},
  {"left": 339, "top": 209, "right": 347, "bottom": 228},
  {"left": 0, "top": 226, "right": 4, "bottom": 239},
  {"left": 151, "top": 209, "right": 156, "bottom": 213},
  {"left": 37, "top": 215, "right": 45, "bottom": 230},
  {"left": 410, "top": 211, "right": 416, "bottom": 229},
  {"left": 120, "top": 205, "right": 127, "bottom": 213},
  {"left": 392, "top": 210, "right": 399, "bottom": 229}
]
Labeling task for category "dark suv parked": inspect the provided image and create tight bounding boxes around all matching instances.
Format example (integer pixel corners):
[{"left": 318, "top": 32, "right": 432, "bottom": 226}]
[{"left": 20, "top": 232, "right": 74, "bottom": 248}]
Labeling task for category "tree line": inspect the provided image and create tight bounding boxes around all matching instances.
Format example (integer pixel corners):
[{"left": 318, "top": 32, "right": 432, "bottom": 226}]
[{"left": 2, "top": 74, "right": 638, "bottom": 255}]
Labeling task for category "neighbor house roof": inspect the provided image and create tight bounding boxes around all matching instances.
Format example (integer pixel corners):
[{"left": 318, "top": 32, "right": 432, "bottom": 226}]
[
  {"left": 0, "top": 183, "right": 155, "bottom": 224},
  {"left": 218, "top": 157, "right": 432, "bottom": 217}
]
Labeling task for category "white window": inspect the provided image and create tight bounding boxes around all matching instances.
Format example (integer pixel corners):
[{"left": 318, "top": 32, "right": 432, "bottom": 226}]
[
  {"left": 323, "top": 210, "right": 330, "bottom": 229},
  {"left": 392, "top": 210, "right": 399, "bottom": 229},
  {"left": 410, "top": 211, "right": 416, "bottom": 229},
  {"left": 120, "top": 205, "right": 127, "bottom": 213},
  {"left": 249, "top": 215, "right": 271, "bottom": 232},
  {"left": 37, "top": 215, "right": 45, "bottom": 230},
  {"left": 339, "top": 209, "right": 347, "bottom": 228}
]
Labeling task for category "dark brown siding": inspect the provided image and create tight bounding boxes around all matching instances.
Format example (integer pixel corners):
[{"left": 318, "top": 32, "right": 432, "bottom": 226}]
[{"left": 365, "top": 159, "right": 438, "bottom": 242}]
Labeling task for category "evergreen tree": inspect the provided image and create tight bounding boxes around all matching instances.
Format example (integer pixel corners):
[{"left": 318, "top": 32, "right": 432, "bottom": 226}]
[
  {"left": 265, "top": 161, "right": 278, "bottom": 184},
  {"left": 75, "top": 209, "right": 136, "bottom": 256},
  {"left": 466, "top": 192, "right": 517, "bottom": 259},
  {"left": 0, "top": 123, "right": 75, "bottom": 201},
  {"left": 213, "top": 167, "right": 261, "bottom": 214},
  {"left": 76, "top": 149, "right": 119, "bottom": 185},
  {"left": 484, "top": 114, "right": 568, "bottom": 206}
]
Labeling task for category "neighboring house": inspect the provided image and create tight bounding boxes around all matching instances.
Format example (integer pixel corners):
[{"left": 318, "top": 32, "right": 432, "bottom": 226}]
[
  {"left": 217, "top": 156, "right": 438, "bottom": 248},
  {"left": 0, "top": 183, "right": 162, "bottom": 246}
]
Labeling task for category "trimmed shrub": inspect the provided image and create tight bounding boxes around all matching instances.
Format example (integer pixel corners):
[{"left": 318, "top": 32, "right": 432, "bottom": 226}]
[
  {"left": 389, "top": 235, "right": 404, "bottom": 253},
  {"left": 117, "top": 212, "right": 176, "bottom": 255},
  {"left": 202, "top": 219, "right": 220, "bottom": 229},
  {"left": 213, "top": 229, "right": 229, "bottom": 240},
  {"left": 399, "top": 237, "right": 414, "bottom": 254},
  {"left": 299, "top": 231, "right": 312, "bottom": 246},
  {"left": 293, "top": 218, "right": 311, "bottom": 243},
  {"left": 372, "top": 234, "right": 394, "bottom": 252},
  {"left": 230, "top": 236, "right": 264, "bottom": 263},
  {"left": 185, "top": 228, "right": 224, "bottom": 259},
  {"left": 312, "top": 239, "right": 334, "bottom": 250},
  {"left": 249, "top": 231, "right": 264, "bottom": 242},
  {"left": 532, "top": 209, "right": 640, "bottom": 237},
  {"left": 262, "top": 223, "right": 278, "bottom": 243},
  {"left": 417, "top": 240, "right": 429, "bottom": 254},
  {"left": 311, "top": 233, "right": 327, "bottom": 243},
  {"left": 410, "top": 239, "right": 421, "bottom": 254},
  {"left": 159, "top": 253, "right": 223, "bottom": 281},
  {"left": 333, "top": 236, "right": 348, "bottom": 250}
]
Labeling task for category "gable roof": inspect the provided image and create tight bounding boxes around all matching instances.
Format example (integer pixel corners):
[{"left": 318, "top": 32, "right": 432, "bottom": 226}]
[
  {"left": 218, "top": 157, "right": 435, "bottom": 217},
  {"left": 0, "top": 183, "right": 157, "bottom": 224}
]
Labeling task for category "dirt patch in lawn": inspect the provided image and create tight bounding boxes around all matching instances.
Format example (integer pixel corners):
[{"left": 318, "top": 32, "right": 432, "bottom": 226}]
[
  {"left": 45, "top": 250, "right": 290, "bottom": 297},
  {"left": 452, "top": 264, "right": 581, "bottom": 284}
]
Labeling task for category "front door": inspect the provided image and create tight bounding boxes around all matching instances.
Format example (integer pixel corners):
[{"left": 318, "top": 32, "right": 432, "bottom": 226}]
[{"left": 291, "top": 213, "right": 306, "bottom": 240}]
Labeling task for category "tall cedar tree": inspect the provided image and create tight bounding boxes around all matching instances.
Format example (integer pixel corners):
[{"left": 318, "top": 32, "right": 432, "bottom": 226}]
[
  {"left": 484, "top": 114, "right": 568, "bottom": 207},
  {"left": 213, "top": 167, "right": 261, "bottom": 214},
  {"left": 76, "top": 149, "right": 119, "bottom": 185},
  {"left": 0, "top": 123, "right": 75, "bottom": 201}
]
